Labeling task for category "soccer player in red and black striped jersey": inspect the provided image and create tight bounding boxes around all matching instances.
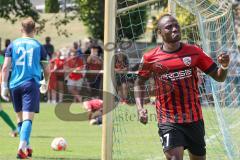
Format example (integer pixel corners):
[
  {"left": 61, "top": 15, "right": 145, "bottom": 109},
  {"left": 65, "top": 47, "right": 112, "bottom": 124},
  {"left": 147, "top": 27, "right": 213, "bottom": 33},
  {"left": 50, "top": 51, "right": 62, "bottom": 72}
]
[{"left": 134, "top": 14, "right": 230, "bottom": 160}]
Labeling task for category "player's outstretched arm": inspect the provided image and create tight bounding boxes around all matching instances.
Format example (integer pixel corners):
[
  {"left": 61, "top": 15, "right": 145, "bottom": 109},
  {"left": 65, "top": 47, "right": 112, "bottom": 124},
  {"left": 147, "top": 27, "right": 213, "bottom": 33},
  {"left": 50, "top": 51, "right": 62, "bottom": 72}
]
[
  {"left": 134, "top": 76, "right": 148, "bottom": 125},
  {"left": 209, "top": 53, "right": 230, "bottom": 82}
]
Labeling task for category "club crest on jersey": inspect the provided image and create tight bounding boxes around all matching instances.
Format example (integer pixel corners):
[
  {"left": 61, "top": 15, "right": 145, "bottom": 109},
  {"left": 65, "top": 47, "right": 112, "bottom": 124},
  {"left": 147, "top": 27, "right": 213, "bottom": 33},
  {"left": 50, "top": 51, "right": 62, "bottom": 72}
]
[{"left": 182, "top": 57, "right": 191, "bottom": 66}]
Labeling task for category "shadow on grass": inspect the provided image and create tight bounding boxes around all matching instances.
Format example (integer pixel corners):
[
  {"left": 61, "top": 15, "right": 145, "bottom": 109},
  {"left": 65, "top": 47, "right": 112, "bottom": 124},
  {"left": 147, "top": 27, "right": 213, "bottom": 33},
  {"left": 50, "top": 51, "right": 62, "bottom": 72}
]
[
  {"left": 31, "top": 135, "right": 55, "bottom": 139},
  {"left": 33, "top": 157, "right": 100, "bottom": 160}
]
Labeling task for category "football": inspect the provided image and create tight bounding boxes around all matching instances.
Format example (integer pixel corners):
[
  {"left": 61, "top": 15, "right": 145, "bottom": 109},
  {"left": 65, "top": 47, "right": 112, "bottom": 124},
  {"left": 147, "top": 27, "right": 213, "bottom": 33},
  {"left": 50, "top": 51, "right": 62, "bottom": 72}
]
[{"left": 51, "top": 137, "right": 67, "bottom": 151}]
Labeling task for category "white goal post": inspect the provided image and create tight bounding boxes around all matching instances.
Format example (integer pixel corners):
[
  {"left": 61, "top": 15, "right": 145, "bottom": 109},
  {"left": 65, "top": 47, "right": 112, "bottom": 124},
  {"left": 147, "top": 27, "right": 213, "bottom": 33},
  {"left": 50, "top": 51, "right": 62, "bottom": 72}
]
[{"left": 102, "top": 0, "right": 116, "bottom": 160}]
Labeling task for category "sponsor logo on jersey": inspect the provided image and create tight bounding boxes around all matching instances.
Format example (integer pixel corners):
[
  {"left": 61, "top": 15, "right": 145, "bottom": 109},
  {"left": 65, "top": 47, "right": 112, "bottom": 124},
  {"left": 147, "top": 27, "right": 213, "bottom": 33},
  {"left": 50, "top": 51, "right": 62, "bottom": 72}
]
[
  {"left": 182, "top": 57, "right": 191, "bottom": 66},
  {"left": 159, "top": 68, "right": 192, "bottom": 81}
]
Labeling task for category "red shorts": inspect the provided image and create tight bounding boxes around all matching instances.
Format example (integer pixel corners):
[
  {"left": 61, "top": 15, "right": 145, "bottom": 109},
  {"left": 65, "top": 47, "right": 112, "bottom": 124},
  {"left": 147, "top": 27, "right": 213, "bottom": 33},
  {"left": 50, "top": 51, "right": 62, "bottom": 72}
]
[{"left": 48, "top": 73, "right": 57, "bottom": 90}]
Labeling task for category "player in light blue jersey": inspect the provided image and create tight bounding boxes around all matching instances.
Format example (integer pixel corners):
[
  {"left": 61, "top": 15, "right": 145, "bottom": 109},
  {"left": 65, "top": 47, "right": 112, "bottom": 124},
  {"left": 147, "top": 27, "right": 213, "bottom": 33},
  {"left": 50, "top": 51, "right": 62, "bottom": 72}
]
[{"left": 1, "top": 17, "right": 49, "bottom": 159}]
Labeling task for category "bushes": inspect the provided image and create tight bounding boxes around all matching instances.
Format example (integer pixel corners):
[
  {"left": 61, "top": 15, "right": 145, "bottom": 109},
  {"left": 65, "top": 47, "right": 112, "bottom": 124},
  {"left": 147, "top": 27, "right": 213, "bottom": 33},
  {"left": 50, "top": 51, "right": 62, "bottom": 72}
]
[{"left": 45, "top": 0, "right": 60, "bottom": 13}]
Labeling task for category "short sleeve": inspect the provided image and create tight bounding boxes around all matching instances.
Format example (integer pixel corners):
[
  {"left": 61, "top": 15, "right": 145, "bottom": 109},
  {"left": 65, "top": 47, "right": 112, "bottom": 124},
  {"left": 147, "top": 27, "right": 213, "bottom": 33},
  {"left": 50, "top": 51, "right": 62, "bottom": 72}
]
[
  {"left": 40, "top": 45, "right": 47, "bottom": 61},
  {"left": 138, "top": 55, "right": 151, "bottom": 78},
  {"left": 196, "top": 46, "right": 217, "bottom": 74},
  {"left": 5, "top": 43, "right": 13, "bottom": 57}
]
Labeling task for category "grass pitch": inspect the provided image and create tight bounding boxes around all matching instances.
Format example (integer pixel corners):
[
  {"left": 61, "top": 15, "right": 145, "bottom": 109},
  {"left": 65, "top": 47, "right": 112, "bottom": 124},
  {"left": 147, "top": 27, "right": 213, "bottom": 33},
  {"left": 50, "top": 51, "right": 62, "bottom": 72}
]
[
  {"left": 0, "top": 103, "right": 101, "bottom": 160},
  {"left": 0, "top": 103, "right": 240, "bottom": 160},
  {"left": 111, "top": 105, "right": 240, "bottom": 160}
]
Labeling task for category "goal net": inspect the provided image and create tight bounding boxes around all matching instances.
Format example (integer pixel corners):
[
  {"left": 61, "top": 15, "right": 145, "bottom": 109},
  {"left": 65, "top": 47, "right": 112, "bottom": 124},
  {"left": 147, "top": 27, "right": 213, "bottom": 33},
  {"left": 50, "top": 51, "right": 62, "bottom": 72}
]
[{"left": 111, "top": 0, "right": 240, "bottom": 159}]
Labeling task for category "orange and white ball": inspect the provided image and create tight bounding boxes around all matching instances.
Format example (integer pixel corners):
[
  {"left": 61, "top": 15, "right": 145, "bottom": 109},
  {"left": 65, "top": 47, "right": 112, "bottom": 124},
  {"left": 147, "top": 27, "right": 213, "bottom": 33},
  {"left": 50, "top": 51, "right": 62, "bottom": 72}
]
[{"left": 51, "top": 137, "right": 67, "bottom": 151}]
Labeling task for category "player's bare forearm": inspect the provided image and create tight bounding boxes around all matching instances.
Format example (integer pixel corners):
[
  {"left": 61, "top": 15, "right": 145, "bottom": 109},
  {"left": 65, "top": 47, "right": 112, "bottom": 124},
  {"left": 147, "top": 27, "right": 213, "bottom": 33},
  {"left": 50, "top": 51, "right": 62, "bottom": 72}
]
[
  {"left": 134, "top": 76, "right": 149, "bottom": 124},
  {"left": 1, "top": 69, "right": 10, "bottom": 84},
  {"left": 134, "top": 77, "right": 147, "bottom": 110},
  {"left": 211, "top": 68, "right": 228, "bottom": 82},
  {"left": 1, "top": 57, "right": 11, "bottom": 83},
  {"left": 209, "top": 53, "right": 230, "bottom": 82}
]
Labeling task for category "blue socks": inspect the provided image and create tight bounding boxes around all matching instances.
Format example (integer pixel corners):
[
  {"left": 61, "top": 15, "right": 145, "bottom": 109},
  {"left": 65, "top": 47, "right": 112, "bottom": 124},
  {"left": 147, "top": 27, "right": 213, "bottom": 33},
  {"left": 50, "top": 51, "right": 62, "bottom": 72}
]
[
  {"left": 20, "top": 120, "right": 32, "bottom": 148},
  {"left": 17, "top": 122, "right": 23, "bottom": 135}
]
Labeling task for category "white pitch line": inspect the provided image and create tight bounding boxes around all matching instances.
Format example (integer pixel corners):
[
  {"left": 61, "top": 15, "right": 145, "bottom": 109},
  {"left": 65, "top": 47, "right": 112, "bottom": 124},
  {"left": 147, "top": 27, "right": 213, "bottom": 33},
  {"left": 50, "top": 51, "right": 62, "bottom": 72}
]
[{"left": 206, "top": 120, "right": 240, "bottom": 143}]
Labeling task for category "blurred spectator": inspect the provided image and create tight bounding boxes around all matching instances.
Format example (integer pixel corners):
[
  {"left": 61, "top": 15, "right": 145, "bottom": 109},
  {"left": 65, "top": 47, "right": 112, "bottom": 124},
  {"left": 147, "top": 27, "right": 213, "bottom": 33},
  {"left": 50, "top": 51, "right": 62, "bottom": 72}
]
[
  {"left": 86, "top": 44, "right": 103, "bottom": 98},
  {"left": 115, "top": 49, "right": 129, "bottom": 104},
  {"left": 48, "top": 58, "right": 57, "bottom": 104},
  {"left": 84, "top": 38, "right": 103, "bottom": 57},
  {"left": 44, "top": 36, "right": 54, "bottom": 60},
  {"left": 52, "top": 51, "right": 65, "bottom": 102},
  {"left": 1, "top": 39, "right": 11, "bottom": 56},
  {"left": 131, "top": 63, "right": 140, "bottom": 71},
  {"left": 83, "top": 37, "right": 93, "bottom": 62},
  {"left": 83, "top": 99, "right": 103, "bottom": 125},
  {"left": 79, "top": 40, "right": 82, "bottom": 50},
  {"left": 73, "top": 41, "right": 83, "bottom": 57},
  {"left": 83, "top": 37, "right": 93, "bottom": 55},
  {"left": 66, "top": 49, "right": 84, "bottom": 102}
]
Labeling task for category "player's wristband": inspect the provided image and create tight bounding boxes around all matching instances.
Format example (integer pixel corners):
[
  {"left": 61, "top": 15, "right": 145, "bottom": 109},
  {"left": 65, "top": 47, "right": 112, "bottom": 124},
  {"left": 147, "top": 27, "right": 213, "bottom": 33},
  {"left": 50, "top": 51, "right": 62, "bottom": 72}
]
[
  {"left": 40, "top": 80, "right": 47, "bottom": 85},
  {"left": 1, "top": 82, "right": 8, "bottom": 89},
  {"left": 221, "top": 65, "right": 228, "bottom": 70}
]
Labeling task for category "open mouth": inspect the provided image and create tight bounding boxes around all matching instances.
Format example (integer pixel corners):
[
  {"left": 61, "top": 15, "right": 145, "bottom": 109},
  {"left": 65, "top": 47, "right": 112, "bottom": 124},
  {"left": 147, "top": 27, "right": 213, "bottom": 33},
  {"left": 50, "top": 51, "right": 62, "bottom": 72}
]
[
  {"left": 172, "top": 34, "right": 180, "bottom": 39},
  {"left": 172, "top": 32, "right": 180, "bottom": 36}
]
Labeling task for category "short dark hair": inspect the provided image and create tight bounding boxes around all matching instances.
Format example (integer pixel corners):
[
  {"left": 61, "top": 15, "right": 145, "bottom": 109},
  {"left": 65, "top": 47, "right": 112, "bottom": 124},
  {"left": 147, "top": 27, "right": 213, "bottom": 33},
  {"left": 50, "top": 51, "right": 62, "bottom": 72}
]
[
  {"left": 157, "top": 13, "right": 173, "bottom": 30},
  {"left": 5, "top": 39, "right": 11, "bottom": 48},
  {"left": 46, "top": 36, "right": 51, "bottom": 42}
]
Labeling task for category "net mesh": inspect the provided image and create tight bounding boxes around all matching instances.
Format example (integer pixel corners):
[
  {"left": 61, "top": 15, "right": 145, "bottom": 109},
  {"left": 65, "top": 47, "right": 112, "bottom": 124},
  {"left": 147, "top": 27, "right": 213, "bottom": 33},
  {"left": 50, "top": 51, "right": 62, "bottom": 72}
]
[{"left": 112, "top": 0, "right": 240, "bottom": 159}]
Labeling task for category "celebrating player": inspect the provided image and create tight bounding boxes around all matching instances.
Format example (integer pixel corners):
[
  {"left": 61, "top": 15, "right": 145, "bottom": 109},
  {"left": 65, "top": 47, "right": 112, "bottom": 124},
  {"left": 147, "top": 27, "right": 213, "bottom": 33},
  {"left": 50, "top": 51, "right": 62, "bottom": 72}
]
[
  {"left": 1, "top": 17, "right": 49, "bottom": 159},
  {"left": 134, "top": 14, "right": 230, "bottom": 160},
  {"left": 83, "top": 99, "right": 103, "bottom": 125}
]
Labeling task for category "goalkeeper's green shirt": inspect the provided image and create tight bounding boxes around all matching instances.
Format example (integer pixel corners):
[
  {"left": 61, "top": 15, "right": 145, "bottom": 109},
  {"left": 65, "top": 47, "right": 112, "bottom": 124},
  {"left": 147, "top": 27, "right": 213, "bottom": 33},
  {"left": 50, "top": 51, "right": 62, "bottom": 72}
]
[{"left": 0, "top": 54, "right": 4, "bottom": 65}]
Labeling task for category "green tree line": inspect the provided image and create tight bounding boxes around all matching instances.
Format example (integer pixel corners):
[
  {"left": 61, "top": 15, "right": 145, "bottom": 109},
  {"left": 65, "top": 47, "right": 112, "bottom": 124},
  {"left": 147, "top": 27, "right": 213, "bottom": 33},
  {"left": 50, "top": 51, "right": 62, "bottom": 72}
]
[{"left": 0, "top": 0, "right": 196, "bottom": 40}]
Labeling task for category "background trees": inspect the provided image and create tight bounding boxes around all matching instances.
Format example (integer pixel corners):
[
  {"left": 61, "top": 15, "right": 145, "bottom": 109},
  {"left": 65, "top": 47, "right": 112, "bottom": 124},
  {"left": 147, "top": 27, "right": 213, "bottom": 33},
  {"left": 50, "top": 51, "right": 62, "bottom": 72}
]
[
  {"left": 0, "top": 0, "right": 39, "bottom": 23},
  {"left": 0, "top": 0, "right": 204, "bottom": 41},
  {"left": 45, "top": 0, "right": 60, "bottom": 13}
]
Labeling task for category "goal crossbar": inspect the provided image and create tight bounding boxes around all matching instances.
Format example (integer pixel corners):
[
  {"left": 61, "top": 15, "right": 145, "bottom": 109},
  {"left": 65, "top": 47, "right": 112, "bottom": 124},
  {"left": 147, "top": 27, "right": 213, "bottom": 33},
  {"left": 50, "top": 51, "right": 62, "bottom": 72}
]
[{"left": 117, "top": 0, "right": 158, "bottom": 14}]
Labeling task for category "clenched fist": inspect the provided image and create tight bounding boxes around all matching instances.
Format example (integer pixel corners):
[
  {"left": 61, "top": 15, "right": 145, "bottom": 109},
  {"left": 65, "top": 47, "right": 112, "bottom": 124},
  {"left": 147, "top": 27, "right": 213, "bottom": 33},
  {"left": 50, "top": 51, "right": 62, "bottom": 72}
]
[
  {"left": 217, "top": 53, "right": 230, "bottom": 68},
  {"left": 138, "top": 108, "right": 148, "bottom": 125}
]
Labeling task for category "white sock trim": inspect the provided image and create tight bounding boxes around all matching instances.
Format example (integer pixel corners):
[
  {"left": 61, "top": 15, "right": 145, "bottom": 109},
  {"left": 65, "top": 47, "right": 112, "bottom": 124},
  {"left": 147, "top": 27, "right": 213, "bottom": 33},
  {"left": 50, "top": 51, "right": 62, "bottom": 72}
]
[{"left": 18, "top": 141, "right": 27, "bottom": 151}]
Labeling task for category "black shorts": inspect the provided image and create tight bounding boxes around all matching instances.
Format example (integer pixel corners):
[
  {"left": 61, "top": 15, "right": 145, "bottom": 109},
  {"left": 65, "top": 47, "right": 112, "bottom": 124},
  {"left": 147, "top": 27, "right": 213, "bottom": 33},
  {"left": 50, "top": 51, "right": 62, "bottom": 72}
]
[{"left": 158, "top": 120, "right": 206, "bottom": 156}]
